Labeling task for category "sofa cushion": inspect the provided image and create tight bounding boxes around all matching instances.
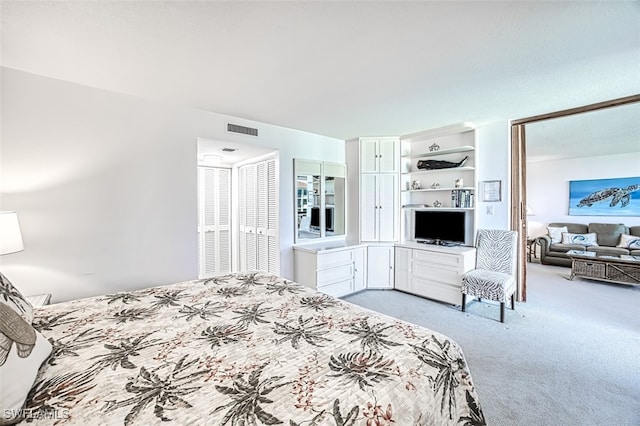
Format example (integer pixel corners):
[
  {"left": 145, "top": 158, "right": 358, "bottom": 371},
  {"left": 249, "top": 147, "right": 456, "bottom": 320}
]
[
  {"left": 617, "top": 234, "right": 640, "bottom": 249},
  {"left": 588, "top": 223, "right": 627, "bottom": 247},
  {"left": 630, "top": 226, "right": 640, "bottom": 237},
  {"left": 549, "top": 243, "right": 587, "bottom": 253},
  {"left": 548, "top": 223, "right": 588, "bottom": 235},
  {"left": 587, "top": 246, "right": 630, "bottom": 257},
  {"left": 561, "top": 232, "right": 599, "bottom": 246},
  {"left": 547, "top": 226, "right": 568, "bottom": 244}
]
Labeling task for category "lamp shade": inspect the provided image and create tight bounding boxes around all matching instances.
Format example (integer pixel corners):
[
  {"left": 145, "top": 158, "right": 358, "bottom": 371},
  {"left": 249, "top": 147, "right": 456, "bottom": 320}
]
[
  {"left": 0, "top": 212, "right": 24, "bottom": 255},
  {"left": 526, "top": 204, "right": 535, "bottom": 216}
]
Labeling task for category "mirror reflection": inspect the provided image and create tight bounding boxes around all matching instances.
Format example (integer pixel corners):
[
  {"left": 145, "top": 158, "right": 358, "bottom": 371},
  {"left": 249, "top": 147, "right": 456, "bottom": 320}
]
[
  {"left": 295, "top": 159, "right": 347, "bottom": 242},
  {"left": 297, "top": 174, "right": 321, "bottom": 239},
  {"left": 325, "top": 175, "right": 345, "bottom": 237}
]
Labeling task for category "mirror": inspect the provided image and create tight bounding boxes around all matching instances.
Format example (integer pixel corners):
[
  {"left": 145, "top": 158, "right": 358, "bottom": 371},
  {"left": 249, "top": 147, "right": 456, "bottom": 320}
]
[
  {"left": 295, "top": 159, "right": 346, "bottom": 242},
  {"left": 297, "top": 173, "right": 321, "bottom": 240}
]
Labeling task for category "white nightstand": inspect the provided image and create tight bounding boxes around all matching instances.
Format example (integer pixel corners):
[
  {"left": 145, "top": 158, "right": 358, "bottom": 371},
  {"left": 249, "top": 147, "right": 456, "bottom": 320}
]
[{"left": 26, "top": 294, "right": 52, "bottom": 307}]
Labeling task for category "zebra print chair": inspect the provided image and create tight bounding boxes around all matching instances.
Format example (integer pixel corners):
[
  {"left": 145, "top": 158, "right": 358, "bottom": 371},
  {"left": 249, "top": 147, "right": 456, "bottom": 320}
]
[{"left": 461, "top": 229, "right": 518, "bottom": 322}]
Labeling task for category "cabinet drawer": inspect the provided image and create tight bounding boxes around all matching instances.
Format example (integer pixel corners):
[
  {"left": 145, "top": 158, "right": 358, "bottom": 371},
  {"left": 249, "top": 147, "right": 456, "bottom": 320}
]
[
  {"left": 412, "top": 277, "right": 462, "bottom": 305},
  {"left": 413, "top": 261, "right": 460, "bottom": 283},
  {"left": 413, "top": 250, "right": 462, "bottom": 268},
  {"left": 317, "top": 264, "right": 354, "bottom": 286},
  {"left": 317, "top": 250, "right": 355, "bottom": 269},
  {"left": 318, "top": 279, "right": 353, "bottom": 298}
]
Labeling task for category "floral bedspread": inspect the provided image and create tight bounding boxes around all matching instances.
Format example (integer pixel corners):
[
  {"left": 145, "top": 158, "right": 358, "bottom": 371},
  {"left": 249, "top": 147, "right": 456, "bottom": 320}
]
[{"left": 25, "top": 273, "right": 485, "bottom": 425}]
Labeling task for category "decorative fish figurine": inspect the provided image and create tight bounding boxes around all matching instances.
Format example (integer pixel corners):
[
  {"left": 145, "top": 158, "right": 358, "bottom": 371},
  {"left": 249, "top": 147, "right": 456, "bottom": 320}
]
[{"left": 417, "top": 156, "right": 469, "bottom": 170}]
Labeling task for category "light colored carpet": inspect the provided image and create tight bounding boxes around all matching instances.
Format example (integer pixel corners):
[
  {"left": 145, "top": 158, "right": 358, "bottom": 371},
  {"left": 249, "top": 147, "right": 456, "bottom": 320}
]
[{"left": 343, "top": 262, "right": 640, "bottom": 426}]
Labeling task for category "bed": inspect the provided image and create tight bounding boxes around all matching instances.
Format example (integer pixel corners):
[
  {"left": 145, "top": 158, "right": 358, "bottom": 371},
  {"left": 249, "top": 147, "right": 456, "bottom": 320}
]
[{"left": 2, "top": 272, "right": 485, "bottom": 425}]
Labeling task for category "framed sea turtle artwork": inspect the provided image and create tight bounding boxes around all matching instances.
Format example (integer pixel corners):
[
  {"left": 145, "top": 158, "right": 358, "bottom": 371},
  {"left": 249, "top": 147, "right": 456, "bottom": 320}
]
[{"left": 569, "top": 176, "right": 640, "bottom": 216}]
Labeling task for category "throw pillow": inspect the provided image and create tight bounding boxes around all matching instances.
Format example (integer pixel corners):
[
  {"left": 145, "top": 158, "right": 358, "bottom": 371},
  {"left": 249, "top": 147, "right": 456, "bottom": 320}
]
[
  {"left": 547, "top": 226, "right": 568, "bottom": 244},
  {"left": 617, "top": 234, "right": 640, "bottom": 249},
  {"left": 561, "top": 232, "right": 599, "bottom": 246},
  {"left": 0, "top": 304, "right": 52, "bottom": 424},
  {"left": 0, "top": 272, "right": 33, "bottom": 323}
]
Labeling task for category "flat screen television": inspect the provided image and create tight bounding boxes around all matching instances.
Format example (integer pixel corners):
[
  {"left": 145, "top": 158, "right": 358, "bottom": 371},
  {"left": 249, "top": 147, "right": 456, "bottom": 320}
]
[{"left": 414, "top": 210, "right": 468, "bottom": 246}]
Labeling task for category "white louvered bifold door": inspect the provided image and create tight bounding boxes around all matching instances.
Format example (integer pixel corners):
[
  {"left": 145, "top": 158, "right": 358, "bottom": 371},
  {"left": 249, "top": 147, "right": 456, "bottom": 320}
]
[
  {"left": 198, "top": 167, "right": 231, "bottom": 278},
  {"left": 238, "top": 158, "right": 279, "bottom": 275},
  {"left": 239, "top": 163, "right": 257, "bottom": 271},
  {"left": 266, "top": 159, "right": 279, "bottom": 274}
]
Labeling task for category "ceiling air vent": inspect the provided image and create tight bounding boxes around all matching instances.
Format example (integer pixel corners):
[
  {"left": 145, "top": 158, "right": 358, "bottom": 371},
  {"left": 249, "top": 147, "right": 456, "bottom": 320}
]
[{"left": 227, "top": 123, "right": 258, "bottom": 137}]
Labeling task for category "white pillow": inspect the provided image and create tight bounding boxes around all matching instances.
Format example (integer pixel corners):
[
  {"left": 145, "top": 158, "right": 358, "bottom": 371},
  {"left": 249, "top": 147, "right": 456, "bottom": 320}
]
[
  {"left": 547, "top": 226, "right": 568, "bottom": 244},
  {"left": 617, "top": 234, "right": 640, "bottom": 249},
  {"left": 0, "top": 304, "right": 52, "bottom": 424},
  {"left": 0, "top": 272, "right": 33, "bottom": 323},
  {"left": 561, "top": 232, "right": 599, "bottom": 247}
]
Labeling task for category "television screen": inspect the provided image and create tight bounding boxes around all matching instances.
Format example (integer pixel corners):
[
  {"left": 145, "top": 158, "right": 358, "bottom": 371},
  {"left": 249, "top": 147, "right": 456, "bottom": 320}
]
[{"left": 414, "top": 210, "right": 466, "bottom": 244}]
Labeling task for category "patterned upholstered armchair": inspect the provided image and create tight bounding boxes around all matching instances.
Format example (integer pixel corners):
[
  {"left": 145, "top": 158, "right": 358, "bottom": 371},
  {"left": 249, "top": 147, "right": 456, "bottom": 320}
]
[{"left": 461, "top": 229, "right": 518, "bottom": 322}]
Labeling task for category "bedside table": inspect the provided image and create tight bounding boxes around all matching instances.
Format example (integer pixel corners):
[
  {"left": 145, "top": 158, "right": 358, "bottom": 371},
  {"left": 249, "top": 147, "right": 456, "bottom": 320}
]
[{"left": 26, "top": 293, "right": 52, "bottom": 307}]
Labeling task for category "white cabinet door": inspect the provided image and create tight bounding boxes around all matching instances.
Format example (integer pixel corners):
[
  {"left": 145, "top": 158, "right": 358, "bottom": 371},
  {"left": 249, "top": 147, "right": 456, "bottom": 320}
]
[
  {"left": 361, "top": 174, "right": 397, "bottom": 243},
  {"left": 366, "top": 246, "right": 394, "bottom": 289},
  {"left": 378, "top": 139, "right": 398, "bottom": 173},
  {"left": 377, "top": 174, "right": 397, "bottom": 242},
  {"left": 361, "top": 139, "right": 379, "bottom": 173},
  {"left": 360, "top": 174, "right": 378, "bottom": 241},
  {"left": 394, "top": 247, "right": 412, "bottom": 292},
  {"left": 353, "top": 247, "right": 366, "bottom": 293}
]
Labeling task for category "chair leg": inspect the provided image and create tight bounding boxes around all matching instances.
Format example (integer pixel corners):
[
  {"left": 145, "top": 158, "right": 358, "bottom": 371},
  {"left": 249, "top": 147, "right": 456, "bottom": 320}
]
[
  {"left": 500, "top": 302, "right": 505, "bottom": 323},
  {"left": 461, "top": 293, "right": 466, "bottom": 312},
  {"left": 511, "top": 294, "right": 515, "bottom": 310}
]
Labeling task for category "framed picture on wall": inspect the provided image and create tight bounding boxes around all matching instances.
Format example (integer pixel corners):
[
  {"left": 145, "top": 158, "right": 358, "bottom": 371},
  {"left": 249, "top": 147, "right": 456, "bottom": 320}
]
[
  {"left": 569, "top": 176, "right": 640, "bottom": 216},
  {"left": 481, "top": 180, "right": 502, "bottom": 202}
]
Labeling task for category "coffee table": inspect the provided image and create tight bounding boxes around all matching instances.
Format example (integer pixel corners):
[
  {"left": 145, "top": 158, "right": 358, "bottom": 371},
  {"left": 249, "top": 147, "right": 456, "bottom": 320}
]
[{"left": 567, "top": 250, "right": 640, "bottom": 285}]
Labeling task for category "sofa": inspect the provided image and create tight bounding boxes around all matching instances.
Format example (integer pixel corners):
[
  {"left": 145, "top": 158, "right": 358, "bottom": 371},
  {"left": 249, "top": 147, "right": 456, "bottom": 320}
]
[{"left": 536, "top": 222, "right": 640, "bottom": 267}]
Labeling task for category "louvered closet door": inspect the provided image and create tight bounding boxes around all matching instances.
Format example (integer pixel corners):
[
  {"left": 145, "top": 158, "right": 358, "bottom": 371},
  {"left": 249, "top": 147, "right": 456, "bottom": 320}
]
[
  {"left": 239, "top": 164, "right": 258, "bottom": 271},
  {"left": 265, "top": 159, "right": 279, "bottom": 274},
  {"left": 198, "top": 167, "right": 231, "bottom": 278},
  {"left": 239, "top": 158, "right": 279, "bottom": 274}
]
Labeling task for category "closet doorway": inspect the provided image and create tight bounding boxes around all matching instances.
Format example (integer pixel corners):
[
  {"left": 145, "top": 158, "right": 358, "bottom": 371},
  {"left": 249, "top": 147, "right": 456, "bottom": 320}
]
[{"left": 197, "top": 138, "right": 278, "bottom": 278}]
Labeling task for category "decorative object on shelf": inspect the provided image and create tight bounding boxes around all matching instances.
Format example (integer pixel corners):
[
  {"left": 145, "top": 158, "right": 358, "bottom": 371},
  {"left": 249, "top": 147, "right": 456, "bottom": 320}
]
[
  {"left": 455, "top": 178, "right": 464, "bottom": 188},
  {"left": 417, "top": 155, "right": 469, "bottom": 170},
  {"left": 411, "top": 180, "right": 422, "bottom": 190},
  {"left": 429, "top": 143, "right": 440, "bottom": 152},
  {"left": 431, "top": 182, "right": 440, "bottom": 189},
  {"left": 481, "top": 180, "right": 502, "bottom": 202},
  {"left": 433, "top": 200, "right": 442, "bottom": 208}
]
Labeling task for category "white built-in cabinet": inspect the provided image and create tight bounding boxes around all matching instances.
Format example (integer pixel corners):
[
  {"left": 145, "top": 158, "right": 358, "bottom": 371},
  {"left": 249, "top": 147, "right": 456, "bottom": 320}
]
[
  {"left": 346, "top": 137, "right": 399, "bottom": 292},
  {"left": 366, "top": 246, "right": 395, "bottom": 289},
  {"left": 361, "top": 138, "right": 399, "bottom": 173},
  {"left": 239, "top": 158, "right": 279, "bottom": 274},
  {"left": 347, "top": 137, "right": 400, "bottom": 244},
  {"left": 294, "top": 243, "right": 366, "bottom": 298},
  {"left": 394, "top": 243, "right": 476, "bottom": 305},
  {"left": 197, "top": 166, "right": 231, "bottom": 277}
]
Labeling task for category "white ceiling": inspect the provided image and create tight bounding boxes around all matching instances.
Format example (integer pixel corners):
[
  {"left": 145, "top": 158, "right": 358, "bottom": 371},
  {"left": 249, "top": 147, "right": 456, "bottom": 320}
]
[{"left": 2, "top": 1, "right": 639, "bottom": 160}]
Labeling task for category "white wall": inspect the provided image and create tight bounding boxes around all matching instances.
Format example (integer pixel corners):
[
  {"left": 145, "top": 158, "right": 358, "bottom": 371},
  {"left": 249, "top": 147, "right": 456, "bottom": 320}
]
[
  {"left": 0, "top": 68, "right": 344, "bottom": 302},
  {"left": 527, "top": 152, "right": 640, "bottom": 238},
  {"left": 475, "top": 120, "right": 511, "bottom": 231}
]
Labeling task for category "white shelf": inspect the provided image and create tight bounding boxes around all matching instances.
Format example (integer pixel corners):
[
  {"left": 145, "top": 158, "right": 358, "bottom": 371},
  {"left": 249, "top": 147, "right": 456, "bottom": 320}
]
[
  {"left": 405, "top": 166, "right": 475, "bottom": 175},
  {"left": 402, "top": 145, "right": 475, "bottom": 159},
  {"left": 402, "top": 186, "right": 475, "bottom": 193},
  {"left": 402, "top": 206, "right": 475, "bottom": 211}
]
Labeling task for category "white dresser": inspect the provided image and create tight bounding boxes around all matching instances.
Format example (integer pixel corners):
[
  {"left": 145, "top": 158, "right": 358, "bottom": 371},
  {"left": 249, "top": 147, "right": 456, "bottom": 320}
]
[
  {"left": 293, "top": 242, "right": 366, "bottom": 298},
  {"left": 395, "top": 243, "right": 476, "bottom": 305}
]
